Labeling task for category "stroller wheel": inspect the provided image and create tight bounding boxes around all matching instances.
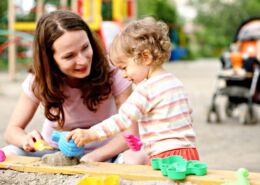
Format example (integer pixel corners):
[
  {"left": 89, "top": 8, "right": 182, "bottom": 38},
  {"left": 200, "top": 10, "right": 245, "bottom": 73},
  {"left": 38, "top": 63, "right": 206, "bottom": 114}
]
[
  {"left": 225, "top": 102, "right": 234, "bottom": 118},
  {"left": 238, "top": 104, "right": 257, "bottom": 125},
  {"left": 207, "top": 105, "right": 221, "bottom": 123}
]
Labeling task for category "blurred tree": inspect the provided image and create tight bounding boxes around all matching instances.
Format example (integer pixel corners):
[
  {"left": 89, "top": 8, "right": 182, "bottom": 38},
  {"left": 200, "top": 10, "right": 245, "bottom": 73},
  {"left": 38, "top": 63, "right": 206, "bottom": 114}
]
[
  {"left": 137, "top": 0, "right": 178, "bottom": 45},
  {"left": 102, "top": 0, "right": 112, "bottom": 20},
  {"left": 137, "top": 0, "right": 177, "bottom": 26},
  {"left": 0, "top": 0, "right": 7, "bottom": 29},
  {"left": 137, "top": 0, "right": 157, "bottom": 18},
  {"left": 192, "top": 0, "right": 260, "bottom": 57},
  {"left": 0, "top": 0, "right": 8, "bottom": 69},
  {"left": 154, "top": 0, "right": 177, "bottom": 27}
]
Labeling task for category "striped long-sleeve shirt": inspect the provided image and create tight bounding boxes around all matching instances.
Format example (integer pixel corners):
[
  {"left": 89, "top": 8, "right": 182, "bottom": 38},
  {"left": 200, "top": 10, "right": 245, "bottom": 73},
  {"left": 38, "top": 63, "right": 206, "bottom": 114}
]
[{"left": 90, "top": 73, "right": 197, "bottom": 157}]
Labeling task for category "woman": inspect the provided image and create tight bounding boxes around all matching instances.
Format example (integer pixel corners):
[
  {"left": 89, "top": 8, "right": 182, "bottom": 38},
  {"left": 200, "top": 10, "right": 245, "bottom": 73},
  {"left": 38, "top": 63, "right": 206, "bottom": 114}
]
[{"left": 3, "top": 10, "right": 145, "bottom": 164}]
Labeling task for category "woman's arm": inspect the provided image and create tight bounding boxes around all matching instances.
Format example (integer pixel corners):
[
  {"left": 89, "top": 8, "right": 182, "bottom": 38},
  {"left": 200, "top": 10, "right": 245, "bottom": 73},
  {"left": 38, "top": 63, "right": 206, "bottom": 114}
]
[
  {"left": 4, "top": 91, "right": 42, "bottom": 151},
  {"left": 80, "top": 85, "right": 138, "bottom": 162}
]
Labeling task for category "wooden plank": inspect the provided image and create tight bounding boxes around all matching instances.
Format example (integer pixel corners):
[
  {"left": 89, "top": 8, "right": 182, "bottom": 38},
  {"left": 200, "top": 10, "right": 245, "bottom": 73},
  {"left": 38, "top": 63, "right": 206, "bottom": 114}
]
[{"left": 0, "top": 156, "right": 260, "bottom": 185}]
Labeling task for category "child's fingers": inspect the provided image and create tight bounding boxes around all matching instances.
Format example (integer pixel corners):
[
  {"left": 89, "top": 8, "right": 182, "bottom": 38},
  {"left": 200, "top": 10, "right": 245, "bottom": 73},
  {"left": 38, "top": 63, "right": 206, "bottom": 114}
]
[
  {"left": 67, "top": 129, "right": 83, "bottom": 141},
  {"left": 77, "top": 140, "right": 83, "bottom": 148},
  {"left": 73, "top": 137, "right": 82, "bottom": 147},
  {"left": 66, "top": 131, "right": 74, "bottom": 141},
  {"left": 79, "top": 139, "right": 85, "bottom": 147},
  {"left": 72, "top": 137, "right": 80, "bottom": 146}
]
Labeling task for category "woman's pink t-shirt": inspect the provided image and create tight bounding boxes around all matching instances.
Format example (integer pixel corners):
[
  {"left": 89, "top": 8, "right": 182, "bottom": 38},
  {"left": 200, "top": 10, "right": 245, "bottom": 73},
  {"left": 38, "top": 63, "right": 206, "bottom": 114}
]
[{"left": 22, "top": 67, "right": 131, "bottom": 153}]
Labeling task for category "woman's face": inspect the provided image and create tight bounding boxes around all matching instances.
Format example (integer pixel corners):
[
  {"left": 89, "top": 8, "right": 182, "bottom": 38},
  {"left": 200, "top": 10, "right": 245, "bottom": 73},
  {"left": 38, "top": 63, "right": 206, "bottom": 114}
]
[{"left": 53, "top": 30, "right": 93, "bottom": 80}]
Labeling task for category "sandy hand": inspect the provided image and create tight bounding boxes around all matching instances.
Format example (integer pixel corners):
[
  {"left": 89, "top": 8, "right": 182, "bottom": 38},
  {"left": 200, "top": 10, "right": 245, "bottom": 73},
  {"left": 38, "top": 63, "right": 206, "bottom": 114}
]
[{"left": 123, "top": 133, "right": 142, "bottom": 151}]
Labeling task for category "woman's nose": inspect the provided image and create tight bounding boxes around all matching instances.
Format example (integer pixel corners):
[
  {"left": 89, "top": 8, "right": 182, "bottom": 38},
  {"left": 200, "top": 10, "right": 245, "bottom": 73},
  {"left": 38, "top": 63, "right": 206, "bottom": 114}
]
[{"left": 75, "top": 53, "right": 86, "bottom": 64}]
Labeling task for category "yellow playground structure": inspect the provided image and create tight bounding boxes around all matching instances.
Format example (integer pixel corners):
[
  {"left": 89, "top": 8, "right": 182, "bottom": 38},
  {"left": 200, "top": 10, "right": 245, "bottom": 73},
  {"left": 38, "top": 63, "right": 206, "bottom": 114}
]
[{"left": 7, "top": 0, "right": 136, "bottom": 80}]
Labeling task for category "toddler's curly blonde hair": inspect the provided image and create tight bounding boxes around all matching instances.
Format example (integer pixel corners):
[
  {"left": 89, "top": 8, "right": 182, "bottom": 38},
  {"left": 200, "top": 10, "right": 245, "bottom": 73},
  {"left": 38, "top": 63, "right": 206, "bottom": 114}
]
[{"left": 109, "top": 17, "right": 172, "bottom": 66}]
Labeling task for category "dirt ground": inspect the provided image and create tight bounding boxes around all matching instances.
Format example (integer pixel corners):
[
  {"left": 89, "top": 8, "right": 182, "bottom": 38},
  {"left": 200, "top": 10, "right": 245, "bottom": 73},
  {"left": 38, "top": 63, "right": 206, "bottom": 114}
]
[
  {"left": 0, "top": 59, "right": 260, "bottom": 184},
  {"left": 0, "top": 168, "right": 187, "bottom": 185}
]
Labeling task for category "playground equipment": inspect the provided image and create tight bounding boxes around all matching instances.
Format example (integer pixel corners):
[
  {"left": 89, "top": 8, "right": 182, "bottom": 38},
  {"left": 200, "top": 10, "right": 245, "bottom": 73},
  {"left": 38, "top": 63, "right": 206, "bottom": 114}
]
[
  {"left": 170, "top": 27, "right": 188, "bottom": 61},
  {"left": 0, "top": 30, "right": 33, "bottom": 55},
  {"left": 78, "top": 0, "right": 135, "bottom": 49},
  {"left": 7, "top": 0, "right": 136, "bottom": 80}
]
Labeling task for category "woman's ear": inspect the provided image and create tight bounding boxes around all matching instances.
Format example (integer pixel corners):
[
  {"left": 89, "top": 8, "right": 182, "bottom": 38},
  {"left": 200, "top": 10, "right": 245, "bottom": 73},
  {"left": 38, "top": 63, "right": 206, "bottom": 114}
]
[{"left": 141, "top": 49, "right": 153, "bottom": 65}]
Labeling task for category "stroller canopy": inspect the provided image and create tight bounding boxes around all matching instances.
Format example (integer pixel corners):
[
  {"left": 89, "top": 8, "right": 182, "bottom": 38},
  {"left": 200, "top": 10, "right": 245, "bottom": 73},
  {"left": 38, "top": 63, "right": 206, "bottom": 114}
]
[{"left": 234, "top": 17, "right": 260, "bottom": 42}]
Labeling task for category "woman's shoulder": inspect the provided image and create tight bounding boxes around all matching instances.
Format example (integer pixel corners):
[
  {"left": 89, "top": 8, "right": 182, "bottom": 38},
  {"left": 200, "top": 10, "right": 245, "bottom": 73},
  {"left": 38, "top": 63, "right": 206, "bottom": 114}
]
[
  {"left": 22, "top": 73, "right": 40, "bottom": 103},
  {"left": 22, "top": 73, "right": 35, "bottom": 85},
  {"left": 109, "top": 65, "right": 132, "bottom": 96}
]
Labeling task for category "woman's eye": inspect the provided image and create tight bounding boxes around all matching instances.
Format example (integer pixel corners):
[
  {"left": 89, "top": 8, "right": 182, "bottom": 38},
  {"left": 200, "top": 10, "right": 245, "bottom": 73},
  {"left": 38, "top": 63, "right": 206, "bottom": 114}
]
[
  {"left": 64, "top": 55, "right": 73, "bottom": 59},
  {"left": 82, "top": 44, "right": 88, "bottom": 51}
]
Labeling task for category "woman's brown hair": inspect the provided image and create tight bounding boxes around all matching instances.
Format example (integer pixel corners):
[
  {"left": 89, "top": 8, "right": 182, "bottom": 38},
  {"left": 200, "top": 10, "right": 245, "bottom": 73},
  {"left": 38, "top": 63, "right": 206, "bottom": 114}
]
[{"left": 32, "top": 10, "right": 112, "bottom": 128}]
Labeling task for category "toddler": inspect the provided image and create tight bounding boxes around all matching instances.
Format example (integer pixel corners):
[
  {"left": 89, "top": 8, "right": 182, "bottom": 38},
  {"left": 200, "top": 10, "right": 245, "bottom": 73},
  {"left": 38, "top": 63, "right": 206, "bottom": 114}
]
[{"left": 67, "top": 17, "right": 200, "bottom": 163}]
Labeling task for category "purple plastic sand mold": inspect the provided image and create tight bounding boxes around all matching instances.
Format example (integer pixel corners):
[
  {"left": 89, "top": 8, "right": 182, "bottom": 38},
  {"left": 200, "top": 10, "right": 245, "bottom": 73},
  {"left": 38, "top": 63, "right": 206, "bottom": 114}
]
[{"left": 123, "top": 133, "right": 142, "bottom": 151}]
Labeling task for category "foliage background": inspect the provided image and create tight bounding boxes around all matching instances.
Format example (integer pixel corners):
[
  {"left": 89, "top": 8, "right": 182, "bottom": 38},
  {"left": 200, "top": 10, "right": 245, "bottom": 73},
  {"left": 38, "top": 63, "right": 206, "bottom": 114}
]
[
  {"left": 1, "top": 0, "right": 260, "bottom": 69},
  {"left": 192, "top": 0, "right": 260, "bottom": 58}
]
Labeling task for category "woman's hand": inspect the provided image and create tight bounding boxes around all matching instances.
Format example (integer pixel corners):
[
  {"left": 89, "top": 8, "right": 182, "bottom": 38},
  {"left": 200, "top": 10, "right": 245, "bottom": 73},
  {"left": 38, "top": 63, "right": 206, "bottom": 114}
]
[
  {"left": 66, "top": 128, "right": 97, "bottom": 147},
  {"left": 22, "top": 129, "right": 43, "bottom": 152}
]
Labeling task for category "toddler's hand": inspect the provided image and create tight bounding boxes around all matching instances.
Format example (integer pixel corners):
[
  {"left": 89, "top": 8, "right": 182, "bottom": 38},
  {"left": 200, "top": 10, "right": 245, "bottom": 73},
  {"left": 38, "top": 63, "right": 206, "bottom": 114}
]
[
  {"left": 66, "top": 129, "right": 95, "bottom": 147},
  {"left": 123, "top": 133, "right": 142, "bottom": 151}
]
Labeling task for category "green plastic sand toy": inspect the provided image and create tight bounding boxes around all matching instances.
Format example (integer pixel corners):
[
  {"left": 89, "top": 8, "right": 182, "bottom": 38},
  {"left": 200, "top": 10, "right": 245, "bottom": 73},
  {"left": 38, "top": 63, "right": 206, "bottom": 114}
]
[{"left": 151, "top": 155, "right": 207, "bottom": 180}]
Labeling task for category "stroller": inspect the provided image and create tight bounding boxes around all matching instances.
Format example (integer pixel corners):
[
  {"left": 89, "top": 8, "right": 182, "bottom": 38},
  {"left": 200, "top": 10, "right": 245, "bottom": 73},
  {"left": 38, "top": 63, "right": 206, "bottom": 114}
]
[{"left": 207, "top": 16, "right": 260, "bottom": 124}]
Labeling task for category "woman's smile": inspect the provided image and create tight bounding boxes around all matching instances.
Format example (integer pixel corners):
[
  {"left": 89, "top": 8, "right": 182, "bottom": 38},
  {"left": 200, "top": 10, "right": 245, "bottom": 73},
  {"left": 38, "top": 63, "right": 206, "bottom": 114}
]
[{"left": 74, "top": 66, "right": 87, "bottom": 73}]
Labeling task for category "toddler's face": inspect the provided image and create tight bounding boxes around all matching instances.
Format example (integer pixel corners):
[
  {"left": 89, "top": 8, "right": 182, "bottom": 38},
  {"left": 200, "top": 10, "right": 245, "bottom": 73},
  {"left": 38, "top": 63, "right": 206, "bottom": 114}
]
[{"left": 115, "top": 56, "right": 150, "bottom": 84}]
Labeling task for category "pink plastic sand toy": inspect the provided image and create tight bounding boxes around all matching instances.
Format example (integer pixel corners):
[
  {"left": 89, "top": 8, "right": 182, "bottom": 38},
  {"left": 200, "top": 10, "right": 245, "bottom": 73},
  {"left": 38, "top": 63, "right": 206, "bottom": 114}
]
[
  {"left": 0, "top": 149, "right": 6, "bottom": 162},
  {"left": 123, "top": 133, "right": 142, "bottom": 151}
]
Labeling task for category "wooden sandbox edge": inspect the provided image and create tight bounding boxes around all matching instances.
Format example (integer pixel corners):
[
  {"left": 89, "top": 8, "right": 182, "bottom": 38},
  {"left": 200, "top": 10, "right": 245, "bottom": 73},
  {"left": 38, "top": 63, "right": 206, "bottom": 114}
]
[{"left": 0, "top": 156, "right": 260, "bottom": 185}]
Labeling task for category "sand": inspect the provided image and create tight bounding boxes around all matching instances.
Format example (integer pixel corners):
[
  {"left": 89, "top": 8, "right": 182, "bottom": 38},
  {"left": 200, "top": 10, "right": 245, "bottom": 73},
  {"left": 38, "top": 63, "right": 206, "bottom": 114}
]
[
  {"left": 42, "top": 152, "right": 80, "bottom": 166},
  {"left": 0, "top": 169, "right": 83, "bottom": 185},
  {"left": 0, "top": 169, "right": 195, "bottom": 185}
]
